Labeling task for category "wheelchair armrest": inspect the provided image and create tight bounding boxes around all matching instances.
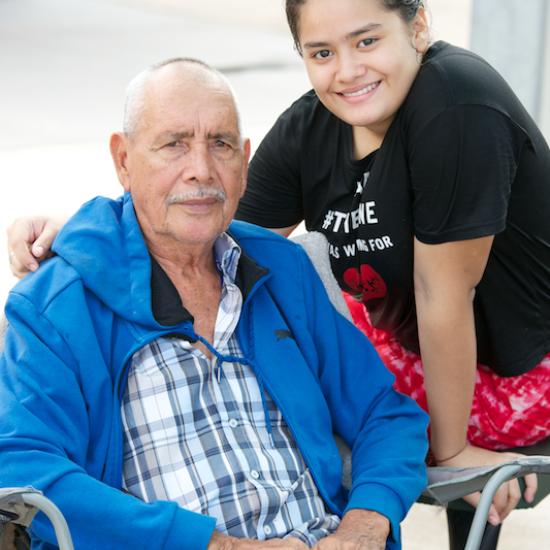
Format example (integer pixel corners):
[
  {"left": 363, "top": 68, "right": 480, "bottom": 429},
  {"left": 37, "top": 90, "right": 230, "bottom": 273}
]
[
  {"left": 424, "top": 455, "right": 550, "bottom": 505},
  {"left": 0, "top": 487, "right": 74, "bottom": 550},
  {"left": 0, "top": 487, "right": 41, "bottom": 528},
  {"left": 424, "top": 457, "right": 550, "bottom": 550}
]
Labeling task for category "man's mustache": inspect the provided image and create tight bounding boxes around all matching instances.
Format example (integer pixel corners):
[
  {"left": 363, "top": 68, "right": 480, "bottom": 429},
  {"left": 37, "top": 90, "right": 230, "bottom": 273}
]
[{"left": 167, "top": 187, "right": 226, "bottom": 204}]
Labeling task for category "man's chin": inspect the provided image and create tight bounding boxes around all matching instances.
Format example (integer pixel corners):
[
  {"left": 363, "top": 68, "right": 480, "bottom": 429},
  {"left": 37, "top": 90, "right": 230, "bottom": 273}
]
[{"left": 171, "top": 223, "right": 228, "bottom": 247}]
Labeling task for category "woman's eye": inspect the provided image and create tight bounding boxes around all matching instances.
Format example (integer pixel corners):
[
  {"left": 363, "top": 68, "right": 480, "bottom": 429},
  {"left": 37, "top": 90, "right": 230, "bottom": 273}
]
[
  {"left": 359, "top": 38, "right": 376, "bottom": 48},
  {"left": 313, "top": 49, "right": 332, "bottom": 60}
]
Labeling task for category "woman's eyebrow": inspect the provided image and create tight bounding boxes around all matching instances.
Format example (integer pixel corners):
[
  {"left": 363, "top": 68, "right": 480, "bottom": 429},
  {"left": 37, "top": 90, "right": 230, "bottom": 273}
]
[
  {"left": 346, "top": 23, "right": 382, "bottom": 39},
  {"left": 303, "top": 23, "right": 382, "bottom": 49}
]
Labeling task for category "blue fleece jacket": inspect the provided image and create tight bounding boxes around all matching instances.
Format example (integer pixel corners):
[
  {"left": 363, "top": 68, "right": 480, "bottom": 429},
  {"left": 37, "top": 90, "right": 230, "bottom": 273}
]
[{"left": 0, "top": 194, "right": 428, "bottom": 550}]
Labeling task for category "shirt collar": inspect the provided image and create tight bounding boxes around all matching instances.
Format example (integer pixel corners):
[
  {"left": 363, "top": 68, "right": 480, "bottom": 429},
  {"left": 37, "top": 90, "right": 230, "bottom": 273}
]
[{"left": 213, "top": 232, "right": 242, "bottom": 285}]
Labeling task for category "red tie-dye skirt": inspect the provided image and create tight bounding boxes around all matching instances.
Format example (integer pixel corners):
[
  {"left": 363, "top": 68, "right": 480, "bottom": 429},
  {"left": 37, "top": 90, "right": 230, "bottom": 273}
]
[{"left": 344, "top": 294, "right": 550, "bottom": 450}]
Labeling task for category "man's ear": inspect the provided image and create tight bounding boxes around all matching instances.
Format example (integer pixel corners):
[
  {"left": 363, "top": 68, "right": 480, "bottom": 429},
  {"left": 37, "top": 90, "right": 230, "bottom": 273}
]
[
  {"left": 110, "top": 132, "right": 131, "bottom": 192},
  {"left": 240, "top": 138, "right": 252, "bottom": 198}
]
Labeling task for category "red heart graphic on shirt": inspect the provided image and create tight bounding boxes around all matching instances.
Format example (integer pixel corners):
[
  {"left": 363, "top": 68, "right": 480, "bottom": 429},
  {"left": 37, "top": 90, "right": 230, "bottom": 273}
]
[{"left": 343, "top": 264, "right": 387, "bottom": 301}]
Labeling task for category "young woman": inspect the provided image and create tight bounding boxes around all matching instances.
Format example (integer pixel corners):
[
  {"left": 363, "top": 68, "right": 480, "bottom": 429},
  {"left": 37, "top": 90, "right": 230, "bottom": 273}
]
[
  {"left": 7, "top": 1, "right": 550, "bottom": 548},
  {"left": 236, "top": 0, "right": 550, "bottom": 548}
]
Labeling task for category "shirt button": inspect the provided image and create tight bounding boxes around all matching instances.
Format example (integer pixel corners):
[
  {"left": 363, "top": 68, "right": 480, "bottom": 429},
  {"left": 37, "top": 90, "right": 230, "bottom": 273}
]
[
  {"left": 250, "top": 470, "right": 260, "bottom": 480},
  {"left": 263, "top": 526, "right": 272, "bottom": 536},
  {"left": 228, "top": 418, "right": 238, "bottom": 428}
]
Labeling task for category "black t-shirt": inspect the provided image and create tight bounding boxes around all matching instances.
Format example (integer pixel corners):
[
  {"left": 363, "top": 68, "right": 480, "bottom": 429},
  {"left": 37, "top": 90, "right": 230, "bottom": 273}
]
[{"left": 237, "top": 42, "right": 550, "bottom": 377}]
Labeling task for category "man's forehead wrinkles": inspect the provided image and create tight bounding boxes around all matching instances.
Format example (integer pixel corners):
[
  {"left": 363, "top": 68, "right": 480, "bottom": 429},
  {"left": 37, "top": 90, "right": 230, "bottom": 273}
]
[
  {"left": 139, "top": 84, "right": 240, "bottom": 145},
  {"left": 155, "top": 120, "right": 238, "bottom": 141}
]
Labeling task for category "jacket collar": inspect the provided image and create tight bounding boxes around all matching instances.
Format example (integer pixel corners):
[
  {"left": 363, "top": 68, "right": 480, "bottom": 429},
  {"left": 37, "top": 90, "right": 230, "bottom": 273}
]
[{"left": 151, "top": 232, "right": 269, "bottom": 327}]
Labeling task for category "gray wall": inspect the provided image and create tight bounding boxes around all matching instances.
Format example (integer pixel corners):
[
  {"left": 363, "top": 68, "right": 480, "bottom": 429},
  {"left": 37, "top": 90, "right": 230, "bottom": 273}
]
[{"left": 469, "top": 0, "right": 550, "bottom": 140}]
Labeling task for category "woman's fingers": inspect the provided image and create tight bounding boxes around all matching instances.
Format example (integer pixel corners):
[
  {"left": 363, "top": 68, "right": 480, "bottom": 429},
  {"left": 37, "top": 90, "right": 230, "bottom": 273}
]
[
  {"left": 6, "top": 217, "right": 61, "bottom": 278},
  {"left": 499, "top": 479, "right": 521, "bottom": 522},
  {"left": 438, "top": 445, "right": 541, "bottom": 526}
]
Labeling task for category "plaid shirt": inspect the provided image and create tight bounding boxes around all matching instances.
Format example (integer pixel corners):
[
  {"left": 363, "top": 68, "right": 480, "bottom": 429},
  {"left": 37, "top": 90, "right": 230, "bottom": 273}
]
[{"left": 121, "top": 233, "right": 340, "bottom": 544}]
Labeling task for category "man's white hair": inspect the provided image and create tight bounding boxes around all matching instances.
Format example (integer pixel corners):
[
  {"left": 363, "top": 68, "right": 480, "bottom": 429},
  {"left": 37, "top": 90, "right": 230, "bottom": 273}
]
[{"left": 122, "top": 57, "right": 243, "bottom": 139}]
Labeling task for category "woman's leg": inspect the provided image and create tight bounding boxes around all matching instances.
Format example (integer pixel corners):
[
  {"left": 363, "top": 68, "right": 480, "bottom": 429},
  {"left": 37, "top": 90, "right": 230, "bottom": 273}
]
[{"left": 343, "top": 293, "right": 550, "bottom": 449}]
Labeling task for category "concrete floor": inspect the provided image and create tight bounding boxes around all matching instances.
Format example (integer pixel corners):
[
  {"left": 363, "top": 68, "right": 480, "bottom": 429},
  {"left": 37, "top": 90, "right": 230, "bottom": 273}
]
[{"left": 0, "top": 0, "right": 548, "bottom": 547}]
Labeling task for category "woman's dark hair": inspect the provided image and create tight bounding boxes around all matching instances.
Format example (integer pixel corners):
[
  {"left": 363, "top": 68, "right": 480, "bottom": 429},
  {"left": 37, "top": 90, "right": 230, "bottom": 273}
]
[{"left": 286, "top": 0, "right": 425, "bottom": 54}]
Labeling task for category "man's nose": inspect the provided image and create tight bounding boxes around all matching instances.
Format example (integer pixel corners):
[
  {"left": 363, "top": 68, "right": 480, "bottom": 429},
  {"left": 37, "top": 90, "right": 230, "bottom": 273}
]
[{"left": 186, "top": 144, "right": 215, "bottom": 184}]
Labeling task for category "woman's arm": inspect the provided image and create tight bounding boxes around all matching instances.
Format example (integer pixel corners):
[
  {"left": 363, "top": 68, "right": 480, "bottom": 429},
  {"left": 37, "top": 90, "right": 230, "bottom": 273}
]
[
  {"left": 413, "top": 235, "right": 537, "bottom": 524},
  {"left": 6, "top": 219, "right": 299, "bottom": 278},
  {"left": 413, "top": 236, "right": 492, "bottom": 462}
]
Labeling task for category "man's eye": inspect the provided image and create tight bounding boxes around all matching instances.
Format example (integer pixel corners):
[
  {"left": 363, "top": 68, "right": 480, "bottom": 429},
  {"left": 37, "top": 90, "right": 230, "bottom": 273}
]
[
  {"left": 213, "top": 140, "right": 235, "bottom": 153},
  {"left": 313, "top": 49, "right": 332, "bottom": 60},
  {"left": 211, "top": 139, "right": 236, "bottom": 159},
  {"left": 164, "top": 141, "right": 181, "bottom": 148}
]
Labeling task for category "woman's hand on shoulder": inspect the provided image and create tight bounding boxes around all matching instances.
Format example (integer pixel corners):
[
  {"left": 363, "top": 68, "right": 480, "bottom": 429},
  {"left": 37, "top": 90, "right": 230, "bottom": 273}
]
[
  {"left": 437, "top": 443, "right": 538, "bottom": 525},
  {"left": 7, "top": 216, "right": 62, "bottom": 278}
]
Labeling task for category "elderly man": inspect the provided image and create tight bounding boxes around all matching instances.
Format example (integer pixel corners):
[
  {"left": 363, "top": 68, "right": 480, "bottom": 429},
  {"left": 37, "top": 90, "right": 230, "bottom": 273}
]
[{"left": 0, "top": 58, "right": 428, "bottom": 550}]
